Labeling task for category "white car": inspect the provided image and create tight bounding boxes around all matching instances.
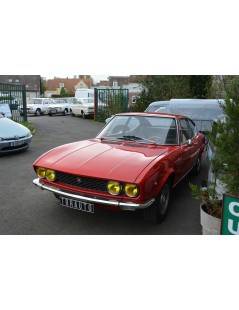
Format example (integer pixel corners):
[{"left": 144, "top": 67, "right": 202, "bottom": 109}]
[
  {"left": 0, "top": 113, "right": 32, "bottom": 154},
  {"left": 47, "top": 98, "right": 71, "bottom": 116},
  {"left": 24, "top": 98, "right": 56, "bottom": 116},
  {"left": 70, "top": 98, "right": 94, "bottom": 119}
]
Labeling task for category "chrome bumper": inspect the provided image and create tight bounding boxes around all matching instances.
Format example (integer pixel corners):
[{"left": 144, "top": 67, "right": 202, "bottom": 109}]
[{"left": 33, "top": 178, "right": 155, "bottom": 211}]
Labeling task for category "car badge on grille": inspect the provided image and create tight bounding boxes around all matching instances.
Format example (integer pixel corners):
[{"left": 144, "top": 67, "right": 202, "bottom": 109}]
[
  {"left": 76, "top": 177, "right": 82, "bottom": 183},
  {"left": 14, "top": 135, "right": 20, "bottom": 140}
]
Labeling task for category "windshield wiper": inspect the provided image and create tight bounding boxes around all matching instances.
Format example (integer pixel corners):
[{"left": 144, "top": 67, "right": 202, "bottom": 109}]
[{"left": 119, "top": 135, "right": 157, "bottom": 145}]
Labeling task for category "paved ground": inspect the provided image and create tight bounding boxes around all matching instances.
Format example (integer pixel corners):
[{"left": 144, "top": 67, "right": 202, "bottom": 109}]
[{"left": 0, "top": 114, "right": 208, "bottom": 234}]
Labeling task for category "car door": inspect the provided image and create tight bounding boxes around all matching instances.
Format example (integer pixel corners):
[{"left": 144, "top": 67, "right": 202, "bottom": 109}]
[
  {"left": 42, "top": 99, "right": 50, "bottom": 113},
  {"left": 75, "top": 101, "right": 80, "bottom": 115},
  {"left": 178, "top": 118, "right": 199, "bottom": 175}
]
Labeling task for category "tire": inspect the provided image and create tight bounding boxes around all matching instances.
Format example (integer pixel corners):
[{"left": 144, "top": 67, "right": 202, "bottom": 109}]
[
  {"left": 191, "top": 155, "right": 202, "bottom": 176},
  {"left": 48, "top": 113, "right": 52, "bottom": 116},
  {"left": 143, "top": 180, "right": 171, "bottom": 224},
  {"left": 63, "top": 109, "right": 68, "bottom": 116},
  {"left": 35, "top": 109, "right": 41, "bottom": 116},
  {"left": 70, "top": 109, "right": 75, "bottom": 117},
  {"left": 81, "top": 111, "right": 86, "bottom": 119}
]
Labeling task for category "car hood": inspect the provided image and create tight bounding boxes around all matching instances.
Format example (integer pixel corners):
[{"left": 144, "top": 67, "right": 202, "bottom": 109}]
[
  {"left": 0, "top": 118, "right": 30, "bottom": 138},
  {"left": 34, "top": 139, "right": 169, "bottom": 183}
]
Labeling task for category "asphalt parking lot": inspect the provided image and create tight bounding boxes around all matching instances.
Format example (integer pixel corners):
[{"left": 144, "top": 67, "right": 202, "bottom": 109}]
[{"left": 0, "top": 114, "right": 209, "bottom": 235}]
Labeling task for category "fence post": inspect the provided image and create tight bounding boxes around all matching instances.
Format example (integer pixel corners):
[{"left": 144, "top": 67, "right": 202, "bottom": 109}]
[
  {"left": 94, "top": 88, "right": 98, "bottom": 121},
  {"left": 22, "top": 85, "right": 27, "bottom": 122}
]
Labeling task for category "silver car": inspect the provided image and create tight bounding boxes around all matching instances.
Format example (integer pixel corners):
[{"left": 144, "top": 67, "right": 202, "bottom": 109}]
[{"left": 0, "top": 113, "right": 32, "bottom": 154}]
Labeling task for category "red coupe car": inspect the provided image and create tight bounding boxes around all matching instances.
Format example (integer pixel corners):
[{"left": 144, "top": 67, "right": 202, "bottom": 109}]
[{"left": 33, "top": 112, "right": 205, "bottom": 224}]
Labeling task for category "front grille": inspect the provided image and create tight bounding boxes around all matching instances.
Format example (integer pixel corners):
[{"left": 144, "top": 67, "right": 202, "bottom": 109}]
[
  {"left": 56, "top": 172, "right": 108, "bottom": 192},
  {"left": 3, "top": 136, "right": 25, "bottom": 141}
]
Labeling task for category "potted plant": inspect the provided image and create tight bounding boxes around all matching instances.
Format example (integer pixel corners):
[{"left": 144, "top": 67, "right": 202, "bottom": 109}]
[{"left": 189, "top": 179, "right": 222, "bottom": 235}]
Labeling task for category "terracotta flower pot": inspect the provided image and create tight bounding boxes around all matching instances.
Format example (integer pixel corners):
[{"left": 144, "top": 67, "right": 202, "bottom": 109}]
[{"left": 200, "top": 203, "right": 221, "bottom": 235}]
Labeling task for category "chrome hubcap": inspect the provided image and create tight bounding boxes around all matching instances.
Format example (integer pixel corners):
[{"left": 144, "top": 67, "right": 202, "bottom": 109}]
[{"left": 159, "top": 185, "right": 170, "bottom": 215}]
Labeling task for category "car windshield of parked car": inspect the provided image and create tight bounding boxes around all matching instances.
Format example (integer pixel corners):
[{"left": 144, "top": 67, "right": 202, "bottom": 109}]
[
  {"left": 97, "top": 115, "right": 178, "bottom": 145},
  {"left": 53, "top": 99, "right": 67, "bottom": 104}
]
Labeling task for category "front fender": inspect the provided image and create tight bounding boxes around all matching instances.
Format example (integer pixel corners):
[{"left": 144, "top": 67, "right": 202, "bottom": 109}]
[{"left": 140, "top": 164, "right": 175, "bottom": 201}]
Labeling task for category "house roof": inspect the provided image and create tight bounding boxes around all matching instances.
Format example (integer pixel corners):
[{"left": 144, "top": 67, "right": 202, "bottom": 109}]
[
  {"left": 0, "top": 75, "right": 40, "bottom": 91},
  {"left": 46, "top": 78, "right": 91, "bottom": 93}
]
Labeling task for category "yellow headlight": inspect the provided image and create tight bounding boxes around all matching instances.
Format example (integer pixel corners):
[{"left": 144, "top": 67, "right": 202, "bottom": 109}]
[
  {"left": 46, "top": 169, "right": 56, "bottom": 181},
  {"left": 36, "top": 167, "right": 46, "bottom": 178},
  {"left": 125, "top": 184, "right": 139, "bottom": 197},
  {"left": 107, "top": 181, "right": 122, "bottom": 195}
]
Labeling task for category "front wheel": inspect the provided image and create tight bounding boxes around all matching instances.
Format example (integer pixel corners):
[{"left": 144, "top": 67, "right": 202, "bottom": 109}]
[
  {"left": 143, "top": 180, "right": 171, "bottom": 224},
  {"left": 35, "top": 109, "right": 41, "bottom": 116},
  {"left": 81, "top": 111, "right": 86, "bottom": 119},
  {"left": 63, "top": 109, "right": 68, "bottom": 116}
]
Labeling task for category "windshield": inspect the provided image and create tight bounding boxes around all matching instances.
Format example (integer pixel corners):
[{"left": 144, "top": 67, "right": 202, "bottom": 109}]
[
  {"left": 97, "top": 115, "right": 178, "bottom": 145},
  {"left": 53, "top": 99, "right": 68, "bottom": 104}
]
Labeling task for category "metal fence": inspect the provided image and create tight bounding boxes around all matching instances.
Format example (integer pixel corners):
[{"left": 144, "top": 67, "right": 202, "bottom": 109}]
[
  {"left": 0, "top": 82, "right": 27, "bottom": 122},
  {"left": 94, "top": 88, "right": 129, "bottom": 122}
]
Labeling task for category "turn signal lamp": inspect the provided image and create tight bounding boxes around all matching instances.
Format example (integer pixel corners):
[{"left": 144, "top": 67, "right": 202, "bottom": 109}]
[
  {"left": 36, "top": 167, "right": 46, "bottom": 178},
  {"left": 46, "top": 169, "right": 56, "bottom": 181},
  {"left": 125, "top": 184, "right": 139, "bottom": 198},
  {"left": 107, "top": 181, "right": 122, "bottom": 196}
]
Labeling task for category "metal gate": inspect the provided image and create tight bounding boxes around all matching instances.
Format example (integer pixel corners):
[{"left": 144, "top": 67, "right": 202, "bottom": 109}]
[
  {"left": 0, "top": 82, "right": 27, "bottom": 122},
  {"left": 94, "top": 88, "right": 129, "bottom": 122}
]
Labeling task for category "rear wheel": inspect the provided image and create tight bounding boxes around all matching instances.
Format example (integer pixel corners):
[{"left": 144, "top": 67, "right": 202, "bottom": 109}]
[
  {"left": 81, "top": 111, "right": 86, "bottom": 119},
  {"left": 191, "top": 155, "right": 202, "bottom": 176},
  {"left": 143, "top": 180, "right": 171, "bottom": 224},
  {"left": 63, "top": 109, "right": 68, "bottom": 116}
]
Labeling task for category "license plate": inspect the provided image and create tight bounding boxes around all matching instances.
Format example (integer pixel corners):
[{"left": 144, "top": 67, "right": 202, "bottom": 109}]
[
  {"left": 10, "top": 140, "right": 24, "bottom": 146},
  {"left": 49, "top": 109, "right": 57, "bottom": 113},
  {"left": 59, "top": 196, "right": 94, "bottom": 213}
]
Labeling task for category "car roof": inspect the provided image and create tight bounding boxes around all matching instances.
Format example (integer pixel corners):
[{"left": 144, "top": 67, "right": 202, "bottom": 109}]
[{"left": 115, "top": 112, "right": 188, "bottom": 119}]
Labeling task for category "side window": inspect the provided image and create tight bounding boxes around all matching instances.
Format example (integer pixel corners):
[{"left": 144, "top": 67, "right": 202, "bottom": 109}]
[
  {"left": 188, "top": 119, "right": 197, "bottom": 137},
  {"left": 179, "top": 119, "right": 193, "bottom": 143}
]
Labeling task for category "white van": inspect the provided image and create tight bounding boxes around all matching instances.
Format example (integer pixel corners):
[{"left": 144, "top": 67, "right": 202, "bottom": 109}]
[
  {"left": 75, "top": 88, "right": 94, "bottom": 100},
  {"left": 145, "top": 99, "right": 225, "bottom": 131}
]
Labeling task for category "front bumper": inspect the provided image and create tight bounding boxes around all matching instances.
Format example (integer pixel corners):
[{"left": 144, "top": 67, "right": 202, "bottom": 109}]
[
  {"left": 0, "top": 136, "right": 32, "bottom": 154},
  {"left": 33, "top": 178, "right": 155, "bottom": 211},
  {"left": 47, "top": 108, "right": 62, "bottom": 114}
]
